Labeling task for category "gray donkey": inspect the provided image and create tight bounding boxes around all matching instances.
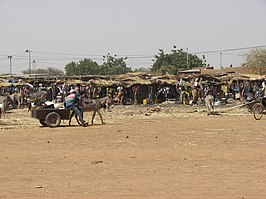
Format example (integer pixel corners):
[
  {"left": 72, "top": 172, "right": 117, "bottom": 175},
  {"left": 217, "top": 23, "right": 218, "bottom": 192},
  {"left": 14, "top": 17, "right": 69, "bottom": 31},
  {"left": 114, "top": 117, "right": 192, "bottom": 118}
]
[
  {"left": 69, "top": 95, "right": 114, "bottom": 126},
  {"left": 205, "top": 94, "right": 214, "bottom": 116}
]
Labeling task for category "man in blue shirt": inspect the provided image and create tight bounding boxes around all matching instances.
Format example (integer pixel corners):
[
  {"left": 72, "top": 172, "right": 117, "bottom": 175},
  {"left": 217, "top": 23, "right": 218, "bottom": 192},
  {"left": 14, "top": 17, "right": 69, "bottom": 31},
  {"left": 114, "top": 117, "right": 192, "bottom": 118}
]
[{"left": 64, "top": 89, "right": 87, "bottom": 126}]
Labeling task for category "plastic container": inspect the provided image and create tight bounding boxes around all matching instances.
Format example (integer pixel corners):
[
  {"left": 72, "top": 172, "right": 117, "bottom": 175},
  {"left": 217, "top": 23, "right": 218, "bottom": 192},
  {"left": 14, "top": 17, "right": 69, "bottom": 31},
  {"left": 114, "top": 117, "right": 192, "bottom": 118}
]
[{"left": 143, "top": 99, "right": 147, "bottom": 105}]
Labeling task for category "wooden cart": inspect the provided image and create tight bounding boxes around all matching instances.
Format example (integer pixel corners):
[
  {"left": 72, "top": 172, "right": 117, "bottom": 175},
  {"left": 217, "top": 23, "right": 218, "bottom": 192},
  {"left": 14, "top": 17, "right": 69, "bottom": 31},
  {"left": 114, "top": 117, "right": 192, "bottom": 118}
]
[{"left": 31, "top": 108, "right": 71, "bottom": 127}]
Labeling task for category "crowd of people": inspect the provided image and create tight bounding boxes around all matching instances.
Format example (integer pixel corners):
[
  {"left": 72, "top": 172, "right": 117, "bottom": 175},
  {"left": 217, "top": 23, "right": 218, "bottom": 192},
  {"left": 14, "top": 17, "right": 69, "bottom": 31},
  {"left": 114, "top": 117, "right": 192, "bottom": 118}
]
[
  {"left": 1, "top": 77, "right": 266, "bottom": 110},
  {"left": 1, "top": 76, "right": 266, "bottom": 126}
]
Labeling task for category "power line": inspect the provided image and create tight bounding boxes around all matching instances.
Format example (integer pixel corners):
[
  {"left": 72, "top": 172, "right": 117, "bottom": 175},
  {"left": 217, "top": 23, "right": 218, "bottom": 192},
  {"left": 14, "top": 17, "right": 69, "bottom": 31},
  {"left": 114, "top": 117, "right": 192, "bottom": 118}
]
[
  {"left": 221, "top": 52, "right": 243, "bottom": 56},
  {"left": 192, "top": 45, "right": 266, "bottom": 54},
  {"left": 33, "top": 51, "right": 103, "bottom": 57},
  {"left": 3, "top": 44, "right": 264, "bottom": 64},
  {"left": 1, "top": 44, "right": 265, "bottom": 72},
  {"left": 34, "top": 51, "right": 154, "bottom": 58}
]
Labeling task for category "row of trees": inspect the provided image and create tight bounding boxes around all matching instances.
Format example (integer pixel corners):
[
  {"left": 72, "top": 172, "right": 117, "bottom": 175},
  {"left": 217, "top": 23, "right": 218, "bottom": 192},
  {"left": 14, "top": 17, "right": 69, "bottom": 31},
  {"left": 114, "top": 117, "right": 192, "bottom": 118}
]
[
  {"left": 65, "top": 53, "right": 131, "bottom": 76},
  {"left": 22, "top": 67, "right": 64, "bottom": 76},
  {"left": 22, "top": 47, "right": 206, "bottom": 76},
  {"left": 64, "top": 47, "right": 206, "bottom": 76},
  {"left": 22, "top": 47, "right": 266, "bottom": 76}
]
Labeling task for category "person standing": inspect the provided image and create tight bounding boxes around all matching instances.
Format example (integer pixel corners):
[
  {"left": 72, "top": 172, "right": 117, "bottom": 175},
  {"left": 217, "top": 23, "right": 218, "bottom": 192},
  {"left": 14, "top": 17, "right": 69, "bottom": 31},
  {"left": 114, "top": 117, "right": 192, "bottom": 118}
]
[
  {"left": 64, "top": 89, "right": 87, "bottom": 126},
  {"left": 75, "top": 83, "right": 82, "bottom": 99},
  {"left": 180, "top": 86, "right": 189, "bottom": 105},
  {"left": 132, "top": 84, "right": 139, "bottom": 105},
  {"left": 62, "top": 80, "right": 69, "bottom": 101},
  {"left": 117, "top": 85, "right": 124, "bottom": 105},
  {"left": 262, "top": 79, "right": 266, "bottom": 97},
  {"left": 191, "top": 78, "right": 199, "bottom": 106}
]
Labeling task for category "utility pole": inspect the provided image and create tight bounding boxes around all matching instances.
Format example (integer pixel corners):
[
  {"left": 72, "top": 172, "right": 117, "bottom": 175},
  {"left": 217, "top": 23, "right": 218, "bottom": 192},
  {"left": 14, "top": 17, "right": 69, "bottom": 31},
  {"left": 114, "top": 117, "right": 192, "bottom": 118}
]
[
  {"left": 25, "top": 49, "right": 32, "bottom": 75},
  {"left": 220, "top": 52, "right": 223, "bottom": 69},
  {"left": 7, "top": 55, "right": 12, "bottom": 76},
  {"left": 186, "top": 47, "right": 189, "bottom": 69},
  {"left": 32, "top": 60, "right": 36, "bottom": 74}
]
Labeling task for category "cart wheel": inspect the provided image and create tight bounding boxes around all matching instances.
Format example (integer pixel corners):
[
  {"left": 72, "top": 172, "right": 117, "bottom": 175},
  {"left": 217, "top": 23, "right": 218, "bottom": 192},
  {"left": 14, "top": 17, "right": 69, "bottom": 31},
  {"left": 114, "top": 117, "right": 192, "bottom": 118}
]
[
  {"left": 252, "top": 103, "right": 258, "bottom": 113},
  {"left": 253, "top": 103, "right": 264, "bottom": 120},
  {"left": 45, "top": 112, "right": 61, "bottom": 127},
  {"left": 39, "top": 119, "right": 47, "bottom": 127}
]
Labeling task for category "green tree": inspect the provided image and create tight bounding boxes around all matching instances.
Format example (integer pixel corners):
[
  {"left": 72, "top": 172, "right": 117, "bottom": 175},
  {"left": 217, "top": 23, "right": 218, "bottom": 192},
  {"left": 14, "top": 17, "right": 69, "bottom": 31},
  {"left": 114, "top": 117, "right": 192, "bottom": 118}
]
[
  {"left": 243, "top": 49, "right": 266, "bottom": 75},
  {"left": 65, "top": 55, "right": 131, "bottom": 76},
  {"left": 101, "top": 53, "right": 131, "bottom": 75},
  {"left": 65, "top": 59, "right": 100, "bottom": 76},
  {"left": 151, "top": 46, "right": 205, "bottom": 74},
  {"left": 76, "top": 59, "right": 100, "bottom": 75},
  {"left": 65, "top": 61, "right": 77, "bottom": 76},
  {"left": 151, "top": 49, "right": 172, "bottom": 73}
]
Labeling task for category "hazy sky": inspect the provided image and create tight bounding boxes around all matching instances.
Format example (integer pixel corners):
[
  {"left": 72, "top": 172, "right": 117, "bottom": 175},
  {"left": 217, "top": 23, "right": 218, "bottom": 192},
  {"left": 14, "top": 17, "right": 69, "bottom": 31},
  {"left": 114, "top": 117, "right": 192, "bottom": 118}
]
[{"left": 0, "top": 0, "right": 266, "bottom": 74}]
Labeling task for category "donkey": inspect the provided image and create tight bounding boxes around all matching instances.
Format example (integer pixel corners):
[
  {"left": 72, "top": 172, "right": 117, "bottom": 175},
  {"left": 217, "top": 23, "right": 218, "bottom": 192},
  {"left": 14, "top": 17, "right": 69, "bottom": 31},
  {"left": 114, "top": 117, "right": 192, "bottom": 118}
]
[
  {"left": 10, "top": 92, "right": 25, "bottom": 108},
  {"left": 0, "top": 96, "right": 7, "bottom": 113},
  {"left": 27, "top": 90, "right": 48, "bottom": 101},
  {"left": 0, "top": 103, "right": 5, "bottom": 119},
  {"left": 69, "top": 95, "right": 114, "bottom": 126},
  {"left": 205, "top": 94, "right": 214, "bottom": 116},
  {"left": 26, "top": 90, "right": 48, "bottom": 111}
]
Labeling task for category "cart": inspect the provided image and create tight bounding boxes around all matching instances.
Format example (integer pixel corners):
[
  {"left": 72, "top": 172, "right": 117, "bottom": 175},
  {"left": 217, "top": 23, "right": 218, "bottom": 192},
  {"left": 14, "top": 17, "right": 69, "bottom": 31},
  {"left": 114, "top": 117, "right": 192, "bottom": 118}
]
[
  {"left": 253, "top": 97, "right": 266, "bottom": 120},
  {"left": 31, "top": 108, "right": 71, "bottom": 127}
]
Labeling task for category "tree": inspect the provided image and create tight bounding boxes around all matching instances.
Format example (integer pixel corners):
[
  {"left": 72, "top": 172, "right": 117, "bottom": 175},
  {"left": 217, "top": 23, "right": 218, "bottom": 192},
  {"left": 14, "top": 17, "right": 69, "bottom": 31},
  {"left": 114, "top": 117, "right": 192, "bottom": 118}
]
[
  {"left": 151, "top": 49, "right": 173, "bottom": 73},
  {"left": 101, "top": 53, "right": 131, "bottom": 75},
  {"left": 22, "top": 68, "right": 47, "bottom": 74},
  {"left": 22, "top": 67, "right": 64, "bottom": 76},
  {"left": 134, "top": 67, "right": 151, "bottom": 73},
  {"left": 47, "top": 67, "right": 64, "bottom": 76},
  {"left": 151, "top": 46, "right": 205, "bottom": 74},
  {"left": 243, "top": 49, "right": 266, "bottom": 75},
  {"left": 77, "top": 59, "right": 100, "bottom": 75},
  {"left": 65, "top": 59, "right": 100, "bottom": 76},
  {"left": 64, "top": 55, "right": 132, "bottom": 76},
  {"left": 65, "top": 61, "right": 77, "bottom": 76}
]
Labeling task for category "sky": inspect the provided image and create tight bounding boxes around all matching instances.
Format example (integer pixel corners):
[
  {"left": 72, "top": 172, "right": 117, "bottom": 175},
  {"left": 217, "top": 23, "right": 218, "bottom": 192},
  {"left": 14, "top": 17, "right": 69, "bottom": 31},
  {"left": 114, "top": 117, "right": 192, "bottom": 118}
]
[{"left": 0, "top": 0, "right": 266, "bottom": 74}]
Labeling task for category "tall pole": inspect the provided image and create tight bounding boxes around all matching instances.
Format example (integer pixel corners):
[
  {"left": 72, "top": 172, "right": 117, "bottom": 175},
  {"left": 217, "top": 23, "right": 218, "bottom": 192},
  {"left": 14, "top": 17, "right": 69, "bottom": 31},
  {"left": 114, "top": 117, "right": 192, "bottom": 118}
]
[
  {"left": 32, "top": 60, "right": 36, "bottom": 74},
  {"left": 25, "top": 49, "right": 32, "bottom": 75},
  {"left": 220, "top": 52, "right": 222, "bottom": 69},
  {"left": 186, "top": 47, "right": 189, "bottom": 69},
  {"left": 7, "top": 55, "right": 12, "bottom": 76}
]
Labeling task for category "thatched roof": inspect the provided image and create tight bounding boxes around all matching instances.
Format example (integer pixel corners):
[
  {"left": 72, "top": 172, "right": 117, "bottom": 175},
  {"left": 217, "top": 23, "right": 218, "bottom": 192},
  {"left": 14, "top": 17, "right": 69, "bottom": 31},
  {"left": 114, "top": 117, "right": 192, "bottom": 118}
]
[
  {"left": 0, "top": 82, "right": 11, "bottom": 87},
  {"left": 201, "top": 66, "right": 253, "bottom": 75},
  {"left": 217, "top": 73, "right": 264, "bottom": 82},
  {"left": 1, "top": 70, "right": 265, "bottom": 89}
]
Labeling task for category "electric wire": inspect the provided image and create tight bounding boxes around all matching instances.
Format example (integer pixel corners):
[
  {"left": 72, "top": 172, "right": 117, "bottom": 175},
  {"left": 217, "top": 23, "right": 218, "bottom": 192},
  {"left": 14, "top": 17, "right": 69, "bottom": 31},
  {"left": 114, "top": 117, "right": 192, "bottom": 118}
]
[{"left": 1, "top": 44, "right": 266, "bottom": 74}]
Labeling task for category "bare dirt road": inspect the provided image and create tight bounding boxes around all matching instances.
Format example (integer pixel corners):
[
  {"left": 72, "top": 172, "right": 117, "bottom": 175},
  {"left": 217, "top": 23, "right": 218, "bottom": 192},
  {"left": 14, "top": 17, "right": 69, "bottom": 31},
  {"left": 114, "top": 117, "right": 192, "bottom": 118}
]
[{"left": 0, "top": 104, "right": 266, "bottom": 199}]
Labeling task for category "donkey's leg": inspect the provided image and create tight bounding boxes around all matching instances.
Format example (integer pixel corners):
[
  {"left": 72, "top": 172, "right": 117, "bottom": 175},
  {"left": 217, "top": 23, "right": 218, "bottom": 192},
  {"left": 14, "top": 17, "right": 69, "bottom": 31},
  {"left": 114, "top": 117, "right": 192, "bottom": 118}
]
[
  {"left": 206, "top": 104, "right": 210, "bottom": 116},
  {"left": 97, "top": 110, "right": 105, "bottom": 124},
  {"left": 211, "top": 104, "right": 214, "bottom": 115},
  {"left": 17, "top": 100, "right": 20, "bottom": 109},
  {"left": 0, "top": 106, "right": 4, "bottom": 119},
  {"left": 91, "top": 111, "right": 97, "bottom": 124}
]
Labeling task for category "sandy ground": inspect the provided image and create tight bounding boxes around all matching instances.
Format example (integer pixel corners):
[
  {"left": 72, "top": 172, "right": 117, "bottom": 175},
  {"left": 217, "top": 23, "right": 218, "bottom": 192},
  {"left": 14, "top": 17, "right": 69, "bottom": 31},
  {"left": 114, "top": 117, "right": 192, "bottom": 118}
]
[{"left": 0, "top": 103, "right": 266, "bottom": 199}]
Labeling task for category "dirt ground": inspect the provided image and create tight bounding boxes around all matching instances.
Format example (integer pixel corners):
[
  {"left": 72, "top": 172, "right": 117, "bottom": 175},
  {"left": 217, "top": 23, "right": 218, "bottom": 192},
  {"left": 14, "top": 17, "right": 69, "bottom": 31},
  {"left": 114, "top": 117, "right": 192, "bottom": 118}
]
[{"left": 0, "top": 103, "right": 266, "bottom": 199}]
